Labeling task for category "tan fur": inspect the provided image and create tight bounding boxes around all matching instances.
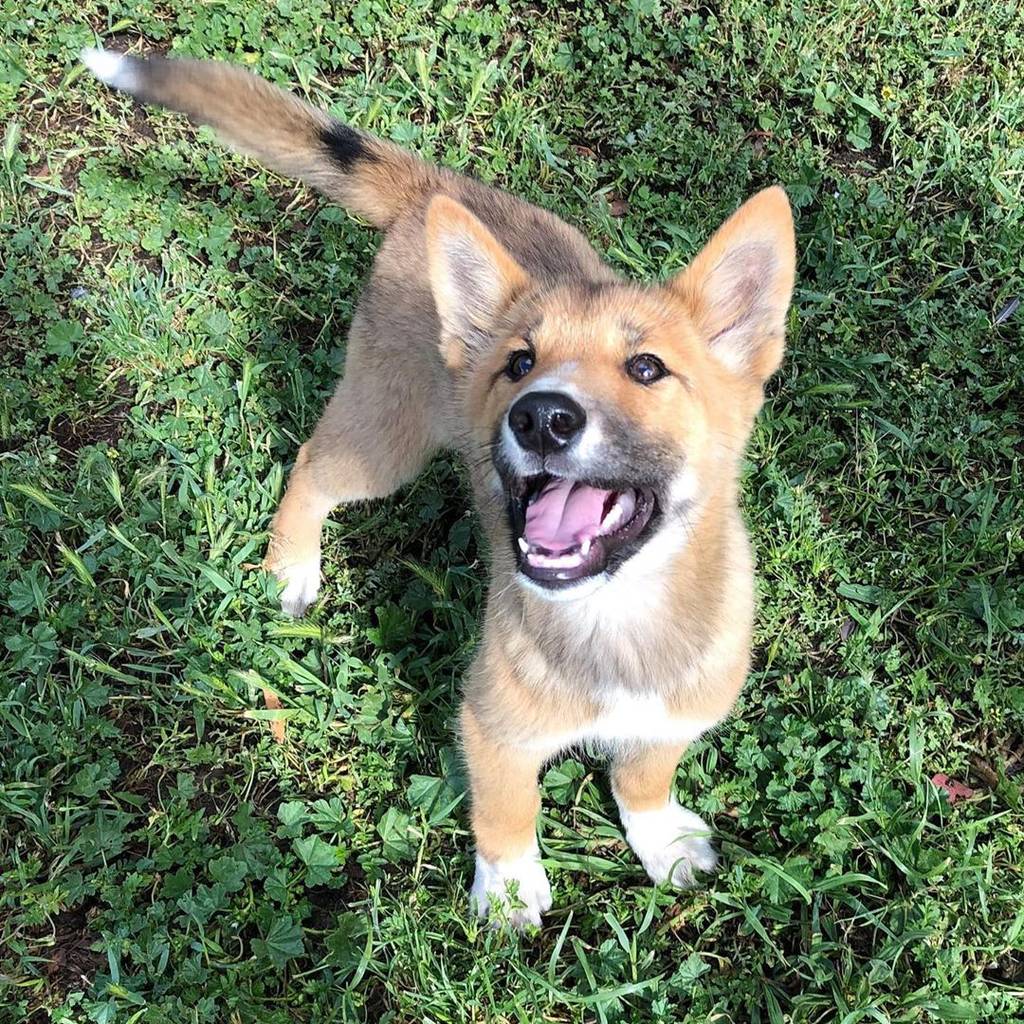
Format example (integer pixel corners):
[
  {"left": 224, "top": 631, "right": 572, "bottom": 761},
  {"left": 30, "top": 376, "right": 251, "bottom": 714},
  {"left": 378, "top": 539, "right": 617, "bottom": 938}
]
[
  {"left": 87, "top": 52, "right": 796, "bottom": 922},
  {"left": 611, "top": 741, "right": 691, "bottom": 813},
  {"left": 461, "top": 704, "right": 545, "bottom": 863},
  {"left": 97, "top": 52, "right": 445, "bottom": 228}
]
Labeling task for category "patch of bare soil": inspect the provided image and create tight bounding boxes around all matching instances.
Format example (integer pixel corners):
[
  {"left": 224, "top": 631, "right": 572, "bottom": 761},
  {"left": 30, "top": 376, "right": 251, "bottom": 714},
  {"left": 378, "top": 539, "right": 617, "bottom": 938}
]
[{"left": 24, "top": 901, "right": 104, "bottom": 1021}]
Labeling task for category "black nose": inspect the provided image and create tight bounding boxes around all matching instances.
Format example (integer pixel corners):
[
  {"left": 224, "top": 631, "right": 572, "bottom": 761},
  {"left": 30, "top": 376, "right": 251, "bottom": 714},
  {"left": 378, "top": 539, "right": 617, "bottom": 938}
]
[{"left": 508, "top": 391, "right": 587, "bottom": 456}]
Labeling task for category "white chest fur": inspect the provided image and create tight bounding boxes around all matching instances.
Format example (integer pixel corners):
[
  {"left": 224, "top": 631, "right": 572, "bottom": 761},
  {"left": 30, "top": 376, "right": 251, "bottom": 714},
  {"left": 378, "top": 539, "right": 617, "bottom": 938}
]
[{"left": 529, "top": 688, "right": 720, "bottom": 753}]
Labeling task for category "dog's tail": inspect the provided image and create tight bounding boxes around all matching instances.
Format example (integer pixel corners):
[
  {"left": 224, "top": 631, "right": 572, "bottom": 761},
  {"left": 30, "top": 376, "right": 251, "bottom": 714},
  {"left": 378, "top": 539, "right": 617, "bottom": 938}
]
[{"left": 81, "top": 48, "right": 442, "bottom": 230}]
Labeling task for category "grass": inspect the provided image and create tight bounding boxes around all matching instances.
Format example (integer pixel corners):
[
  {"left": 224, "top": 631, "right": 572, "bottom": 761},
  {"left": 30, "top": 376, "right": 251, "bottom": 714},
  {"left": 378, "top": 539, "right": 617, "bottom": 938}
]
[{"left": 1, "top": 0, "right": 1022, "bottom": 1020}]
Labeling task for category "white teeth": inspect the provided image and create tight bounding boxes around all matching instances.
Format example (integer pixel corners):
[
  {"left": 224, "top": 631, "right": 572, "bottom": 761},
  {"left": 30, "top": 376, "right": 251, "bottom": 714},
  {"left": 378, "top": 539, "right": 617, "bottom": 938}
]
[
  {"left": 526, "top": 550, "right": 585, "bottom": 569},
  {"left": 597, "top": 490, "right": 637, "bottom": 535},
  {"left": 520, "top": 536, "right": 593, "bottom": 569},
  {"left": 600, "top": 504, "right": 624, "bottom": 533},
  {"left": 519, "top": 536, "right": 593, "bottom": 566}
]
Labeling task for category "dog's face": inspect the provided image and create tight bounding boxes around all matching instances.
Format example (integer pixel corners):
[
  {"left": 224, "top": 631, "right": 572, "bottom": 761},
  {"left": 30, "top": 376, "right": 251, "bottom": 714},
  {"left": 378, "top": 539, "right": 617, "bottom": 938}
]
[
  {"left": 426, "top": 189, "right": 795, "bottom": 596},
  {"left": 471, "top": 286, "right": 725, "bottom": 592}
]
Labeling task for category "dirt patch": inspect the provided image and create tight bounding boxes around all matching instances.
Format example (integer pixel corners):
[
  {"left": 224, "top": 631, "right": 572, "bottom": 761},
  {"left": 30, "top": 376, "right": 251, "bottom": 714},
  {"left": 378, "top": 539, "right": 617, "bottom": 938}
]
[
  {"left": 23, "top": 901, "right": 104, "bottom": 1021},
  {"left": 306, "top": 883, "right": 354, "bottom": 930},
  {"left": 0, "top": 433, "right": 31, "bottom": 454},
  {"left": 94, "top": 32, "right": 173, "bottom": 61},
  {"left": 49, "top": 378, "right": 133, "bottom": 459},
  {"left": 43, "top": 905, "right": 104, "bottom": 989},
  {"left": 970, "top": 730, "right": 1024, "bottom": 790},
  {"left": 985, "top": 949, "right": 1023, "bottom": 984},
  {"left": 110, "top": 701, "right": 165, "bottom": 807},
  {"left": 828, "top": 143, "right": 884, "bottom": 178},
  {"left": 279, "top": 311, "right": 331, "bottom": 353},
  {"left": 50, "top": 404, "right": 129, "bottom": 456},
  {"left": 128, "top": 105, "right": 158, "bottom": 143}
]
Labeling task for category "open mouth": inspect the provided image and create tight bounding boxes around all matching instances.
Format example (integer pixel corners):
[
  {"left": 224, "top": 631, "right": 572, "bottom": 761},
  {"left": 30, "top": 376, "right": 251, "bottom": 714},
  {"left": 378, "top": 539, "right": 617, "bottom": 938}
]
[{"left": 508, "top": 473, "right": 659, "bottom": 587}]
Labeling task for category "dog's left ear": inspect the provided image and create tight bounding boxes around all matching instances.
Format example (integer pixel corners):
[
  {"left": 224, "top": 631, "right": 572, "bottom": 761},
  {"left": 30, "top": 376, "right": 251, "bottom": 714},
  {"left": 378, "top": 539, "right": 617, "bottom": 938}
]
[
  {"left": 426, "top": 194, "right": 530, "bottom": 368},
  {"left": 669, "top": 186, "right": 795, "bottom": 381}
]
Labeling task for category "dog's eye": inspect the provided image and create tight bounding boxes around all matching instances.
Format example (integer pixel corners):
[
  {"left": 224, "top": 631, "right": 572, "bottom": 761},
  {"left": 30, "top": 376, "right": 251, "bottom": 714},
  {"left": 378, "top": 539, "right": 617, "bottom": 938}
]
[
  {"left": 626, "top": 353, "right": 668, "bottom": 385},
  {"left": 506, "top": 349, "right": 535, "bottom": 381}
]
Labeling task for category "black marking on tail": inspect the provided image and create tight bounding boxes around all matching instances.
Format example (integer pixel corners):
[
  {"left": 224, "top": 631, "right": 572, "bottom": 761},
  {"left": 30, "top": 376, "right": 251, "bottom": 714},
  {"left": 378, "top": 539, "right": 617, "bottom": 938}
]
[{"left": 321, "top": 122, "right": 370, "bottom": 172}]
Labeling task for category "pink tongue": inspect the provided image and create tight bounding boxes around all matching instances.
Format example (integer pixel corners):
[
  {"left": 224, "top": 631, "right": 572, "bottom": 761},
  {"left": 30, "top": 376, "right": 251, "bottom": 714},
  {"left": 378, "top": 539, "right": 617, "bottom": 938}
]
[{"left": 524, "top": 478, "right": 613, "bottom": 553}]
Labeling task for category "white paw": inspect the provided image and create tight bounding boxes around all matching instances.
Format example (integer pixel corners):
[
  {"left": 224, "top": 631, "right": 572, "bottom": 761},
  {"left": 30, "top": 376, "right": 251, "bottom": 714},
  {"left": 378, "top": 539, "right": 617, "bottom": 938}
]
[
  {"left": 275, "top": 557, "right": 321, "bottom": 617},
  {"left": 618, "top": 798, "right": 718, "bottom": 888},
  {"left": 470, "top": 845, "right": 552, "bottom": 929}
]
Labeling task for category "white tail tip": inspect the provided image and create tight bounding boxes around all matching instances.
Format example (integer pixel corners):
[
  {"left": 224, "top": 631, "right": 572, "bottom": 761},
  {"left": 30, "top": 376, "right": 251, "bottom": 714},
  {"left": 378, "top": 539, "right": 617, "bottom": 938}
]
[{"left": 80, "top": 47, "right": 136, "bottom": 91}]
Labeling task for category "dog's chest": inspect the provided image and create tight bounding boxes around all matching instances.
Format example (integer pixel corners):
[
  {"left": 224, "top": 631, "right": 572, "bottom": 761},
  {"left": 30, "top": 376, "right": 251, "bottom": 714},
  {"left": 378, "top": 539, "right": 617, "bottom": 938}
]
[{"left": 532, "top": 688, "right": 719, "bottom": 751}]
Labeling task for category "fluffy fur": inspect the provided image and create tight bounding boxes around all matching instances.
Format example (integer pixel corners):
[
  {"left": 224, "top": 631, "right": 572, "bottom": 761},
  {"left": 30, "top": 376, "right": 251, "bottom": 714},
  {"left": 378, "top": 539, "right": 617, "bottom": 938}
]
[{"left": 84, "top": 48, "right": 796, "bottom": 927}]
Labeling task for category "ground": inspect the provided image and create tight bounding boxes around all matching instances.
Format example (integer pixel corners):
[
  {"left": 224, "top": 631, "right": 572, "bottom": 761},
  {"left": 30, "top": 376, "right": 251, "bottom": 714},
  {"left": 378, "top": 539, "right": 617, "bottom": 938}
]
[{"left": 1, "top": 1, "right": 1022, "bottom": 1022}]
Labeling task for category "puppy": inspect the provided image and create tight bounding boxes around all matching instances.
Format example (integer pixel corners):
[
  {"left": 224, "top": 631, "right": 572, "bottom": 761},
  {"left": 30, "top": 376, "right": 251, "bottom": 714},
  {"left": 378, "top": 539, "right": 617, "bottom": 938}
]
[{"left": 83, "top": 48, "right": 796, "bottom": 928}]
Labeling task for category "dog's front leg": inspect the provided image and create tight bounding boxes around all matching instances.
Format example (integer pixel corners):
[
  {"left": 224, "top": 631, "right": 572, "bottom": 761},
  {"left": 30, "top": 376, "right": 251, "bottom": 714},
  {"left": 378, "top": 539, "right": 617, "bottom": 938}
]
[
  {"left": 611, "top": 742, "right": 718, "bottom": 888},
  {"left": 460, "top": 705, "right": 551, "bottom": 929},
  {"left": 265, "top": 357, "right": 440, "bottom": 617}
]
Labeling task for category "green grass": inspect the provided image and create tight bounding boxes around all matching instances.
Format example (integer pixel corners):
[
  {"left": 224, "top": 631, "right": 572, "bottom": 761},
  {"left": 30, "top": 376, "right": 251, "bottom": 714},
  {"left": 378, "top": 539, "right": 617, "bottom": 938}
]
[{"left": 2, "top": 1, "right": 1023, "bottom": 1021}]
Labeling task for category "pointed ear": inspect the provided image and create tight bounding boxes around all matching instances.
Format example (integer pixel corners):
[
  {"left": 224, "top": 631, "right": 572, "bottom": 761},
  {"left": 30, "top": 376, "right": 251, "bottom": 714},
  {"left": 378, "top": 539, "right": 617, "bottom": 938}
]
[
  {"left": 425, "top": 194, "right": 530, "bottom": 368},
  {"left": 669, "top": 186, "right": 796, "bottom": 381}
]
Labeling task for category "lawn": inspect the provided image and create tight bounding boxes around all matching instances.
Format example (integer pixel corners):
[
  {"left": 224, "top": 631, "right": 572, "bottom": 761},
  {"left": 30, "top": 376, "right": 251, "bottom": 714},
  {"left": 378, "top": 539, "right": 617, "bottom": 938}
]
[{"left": 1, "top": 1, "right": 1022, "bottom": 1021}]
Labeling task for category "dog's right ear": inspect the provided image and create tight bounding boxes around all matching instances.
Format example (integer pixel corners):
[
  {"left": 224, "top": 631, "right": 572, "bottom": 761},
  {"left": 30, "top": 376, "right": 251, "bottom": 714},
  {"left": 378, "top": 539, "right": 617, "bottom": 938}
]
[{"left": 426, "top": 195, "right": 529, "bottom": 369}]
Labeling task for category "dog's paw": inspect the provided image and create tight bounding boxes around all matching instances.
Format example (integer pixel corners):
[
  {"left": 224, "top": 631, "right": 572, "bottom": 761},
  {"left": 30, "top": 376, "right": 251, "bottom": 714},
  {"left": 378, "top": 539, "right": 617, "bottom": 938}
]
[
  {"left": 470, "top": 846, "right": 552, "bottom": 929},
  {"left": 267, "top": 555, "right": 321, "bottom": 617},
  {"left": 619, "top": 799, "right": 717, "bottom": 888}
]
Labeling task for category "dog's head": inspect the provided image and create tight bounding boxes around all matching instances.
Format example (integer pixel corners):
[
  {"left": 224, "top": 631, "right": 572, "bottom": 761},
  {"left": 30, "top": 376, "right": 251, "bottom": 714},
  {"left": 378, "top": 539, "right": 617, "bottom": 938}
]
[{"left": 426, "top": 188, "right": 796, "bottom": 596}]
